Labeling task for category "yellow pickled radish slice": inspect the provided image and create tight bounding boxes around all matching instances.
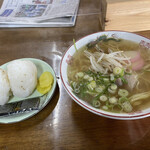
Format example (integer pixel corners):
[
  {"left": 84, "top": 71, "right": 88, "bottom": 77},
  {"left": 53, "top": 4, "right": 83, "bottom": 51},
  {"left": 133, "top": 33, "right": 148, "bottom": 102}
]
[
  {"left": 39, "top": 72, "right": 53, "bottom": 88},
  {"left": 37, "top": 84, "right": 51, "bottom": 94},
  {"left": 37, "top": 71, "right": 54, "bottom": 94}
]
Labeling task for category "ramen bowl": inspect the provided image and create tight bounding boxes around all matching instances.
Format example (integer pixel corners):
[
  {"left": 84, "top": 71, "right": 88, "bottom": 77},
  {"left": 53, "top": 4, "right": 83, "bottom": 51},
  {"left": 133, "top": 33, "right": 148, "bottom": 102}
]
[{"left": 60, "top": 31, "right": 150, "bottom": 120}]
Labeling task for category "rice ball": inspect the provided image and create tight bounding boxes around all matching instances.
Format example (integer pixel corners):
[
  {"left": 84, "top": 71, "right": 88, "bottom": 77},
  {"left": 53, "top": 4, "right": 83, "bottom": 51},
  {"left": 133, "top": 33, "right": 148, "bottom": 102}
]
[
  {"left": 0, "top": 68, "right": 10, "bottom": 105},
  {"left": 7, "top": 60, "right": 37, "bottom": 98}
]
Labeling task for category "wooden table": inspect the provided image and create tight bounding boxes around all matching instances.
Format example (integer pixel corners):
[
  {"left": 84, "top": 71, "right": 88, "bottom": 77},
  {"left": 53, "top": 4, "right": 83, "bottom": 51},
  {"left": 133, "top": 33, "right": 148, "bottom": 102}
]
[
  {"left": 106, "top": 0, "right": 150, "bottom": 32},
  {"left": 1, "top": 1, "right": 150, "bottom": 150}
]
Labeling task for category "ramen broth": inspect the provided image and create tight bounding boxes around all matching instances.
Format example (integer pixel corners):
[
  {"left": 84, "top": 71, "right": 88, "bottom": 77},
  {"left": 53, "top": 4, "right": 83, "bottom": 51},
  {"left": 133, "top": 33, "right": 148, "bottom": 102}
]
[{"left": 67, "top": 37, "right": 150, "bottom": 113}]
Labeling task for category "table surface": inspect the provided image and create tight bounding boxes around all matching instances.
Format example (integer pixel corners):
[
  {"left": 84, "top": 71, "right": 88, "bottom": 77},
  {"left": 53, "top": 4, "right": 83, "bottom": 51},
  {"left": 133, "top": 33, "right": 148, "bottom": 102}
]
[
  {"left": 1, "top": 0, "right": 150, "bottom": 150},
  {"left": 106, "top": 0, "right": 150, "bottom": 32}
]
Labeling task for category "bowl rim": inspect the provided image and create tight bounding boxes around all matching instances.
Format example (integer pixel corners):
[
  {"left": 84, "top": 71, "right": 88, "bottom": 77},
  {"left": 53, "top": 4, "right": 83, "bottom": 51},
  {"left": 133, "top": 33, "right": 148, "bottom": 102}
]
[{"left": 60, "top": 30, "right": 150, "bottom": 119}]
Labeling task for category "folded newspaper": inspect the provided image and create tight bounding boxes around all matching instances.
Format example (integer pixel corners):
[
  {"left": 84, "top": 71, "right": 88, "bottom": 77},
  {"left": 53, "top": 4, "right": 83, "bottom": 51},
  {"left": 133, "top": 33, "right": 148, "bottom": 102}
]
[{"left": 0, "top": 0, "right": 80, "bottom": 27}]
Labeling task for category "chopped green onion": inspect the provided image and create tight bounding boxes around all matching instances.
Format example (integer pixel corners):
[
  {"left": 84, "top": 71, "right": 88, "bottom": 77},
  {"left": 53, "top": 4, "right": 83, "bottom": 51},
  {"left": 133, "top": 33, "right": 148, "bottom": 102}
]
[
  {"left": 110, "top": 74, "right": 115, "bottom": 81},
  {"left": 87, "top": 81, "right": 96, "bottom": 91},
  {"left": 100, "top": 95, "right": 108, "bottom": 102},
  {"left": 92, "top": 100, "right": 101, "bottom": 108},
  {"left": 120, "top": 76, "right": 128, "bottom": 84},
  {"left": 122, "top": 101, "right": 133, "bottom": 113},
  {"left": 88, "top": 77, "right": 94, "bottom": 81},
  {"left": 113, "top": 67, "right": 124, "bottom": 76},
  {"left": 90, "top": 81, "right": 96, "bottom": 87},
  {"left": 100, "top": 85, "right": 106, "bottom": 90},
  {"left": 102, "top": 105, "right": 108, "bottom": 110},
  {"left": 72, "top": 82, "right": 77, "bottom": 89},
  {"left": 108, "top": 87, "right": 116, "bottom": 94},
  {"left": 124, "top": 72, "right": 132, "bottom": 75},
  {"left": 74, "top": 88, "right": 80, "bottom": 93},
  {"left": 118, "top": 97, "right": 128, "bottom": 104},
  {"left": 106, "top": 101, "right": 114, "bottom": 108},
  {"left": 103, "top": 78, "right": 110, "bottom": 83},
  {"left": 110, "top": 84, "right": 117, "bottom": 90},
  {"left": 86, "top": 91, "right": 98, "bottom": 96},
  {"left": 95, "top": 85, "right": 105, "bottom": 93},
  {"left": 109, "top": 97, "right": 118, "bottom": 104},
  {"left": 73, "top": 39, "right": 78, "bottom": 52},
  {"left": 93, "top": 93, "right": 104, "bottom": 101},
  {"left": 118, "top": 89, "right": 129, "bottom": 97},
  {"left": 83, "top": 74, "right": 90, "bottom": 80},
  {"left": 87, "top": 84, "right": 93, "bottom": 91},
  {"left": 76, "top": 72, "right": 84, "bottom": 78}
]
